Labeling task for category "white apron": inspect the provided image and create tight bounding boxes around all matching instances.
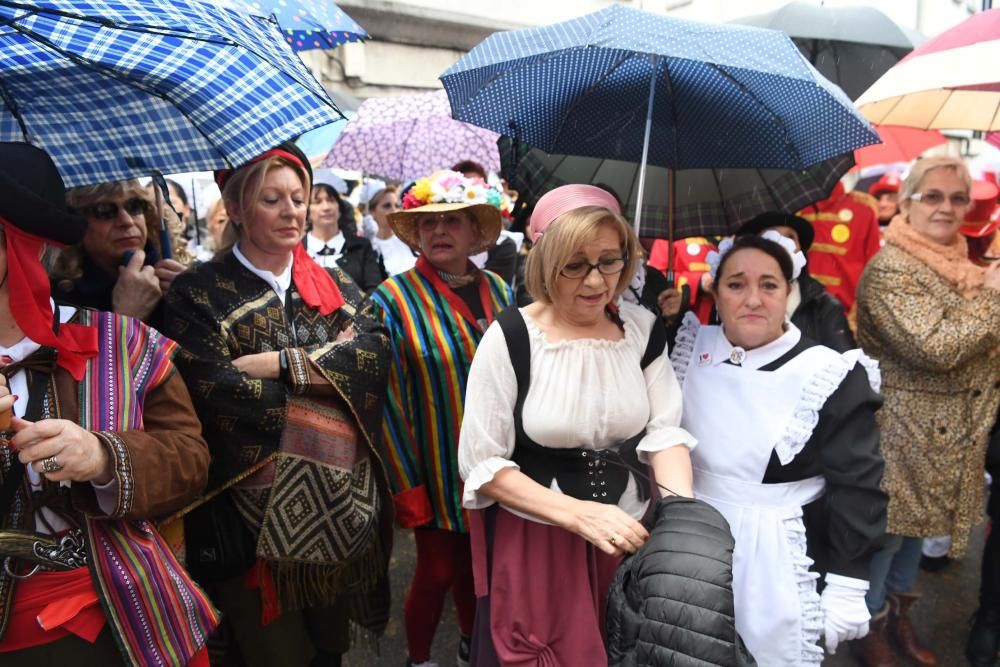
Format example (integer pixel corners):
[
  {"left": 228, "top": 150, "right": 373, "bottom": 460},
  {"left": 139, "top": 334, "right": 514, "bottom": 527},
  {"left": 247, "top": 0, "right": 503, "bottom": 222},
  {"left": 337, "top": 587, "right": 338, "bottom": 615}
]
[{"left": 674, "top": 320, "right": 851, "bottom": 666}]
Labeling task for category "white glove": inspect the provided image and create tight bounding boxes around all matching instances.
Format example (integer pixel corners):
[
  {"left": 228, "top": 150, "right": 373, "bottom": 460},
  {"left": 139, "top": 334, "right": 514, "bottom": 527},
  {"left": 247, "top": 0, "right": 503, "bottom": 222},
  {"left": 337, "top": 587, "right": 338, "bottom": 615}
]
[{"left": 820, "top": 573, "right": 871, "bottom": 655}]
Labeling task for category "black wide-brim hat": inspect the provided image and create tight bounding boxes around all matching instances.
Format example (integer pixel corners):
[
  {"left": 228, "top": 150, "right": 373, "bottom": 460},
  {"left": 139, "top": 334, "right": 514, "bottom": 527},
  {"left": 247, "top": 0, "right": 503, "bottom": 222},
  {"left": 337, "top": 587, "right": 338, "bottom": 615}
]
[
  {"left": 0, "top": 143, "right": 87, "bottom": 246},
  {"left": 736, "top": 211, "right": 815, "bottom": 253}
]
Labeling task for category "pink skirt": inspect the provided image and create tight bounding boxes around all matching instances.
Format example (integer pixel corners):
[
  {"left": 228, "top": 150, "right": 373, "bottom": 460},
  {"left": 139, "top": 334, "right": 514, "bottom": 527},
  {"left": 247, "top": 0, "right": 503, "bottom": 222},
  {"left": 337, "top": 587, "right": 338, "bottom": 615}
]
[{"left": 469, "top": 505, "right": 622, "bottom": 667}]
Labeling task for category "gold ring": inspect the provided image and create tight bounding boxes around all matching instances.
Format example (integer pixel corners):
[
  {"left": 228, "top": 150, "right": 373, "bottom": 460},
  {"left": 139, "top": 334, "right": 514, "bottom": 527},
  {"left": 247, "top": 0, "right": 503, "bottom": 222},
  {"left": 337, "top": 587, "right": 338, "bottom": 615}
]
[
  {"left": 41, "top": 456, "right": 62, "bottom": 474},
  {"left": 609, "top": 535, "right": 618, "bottom": 546}
]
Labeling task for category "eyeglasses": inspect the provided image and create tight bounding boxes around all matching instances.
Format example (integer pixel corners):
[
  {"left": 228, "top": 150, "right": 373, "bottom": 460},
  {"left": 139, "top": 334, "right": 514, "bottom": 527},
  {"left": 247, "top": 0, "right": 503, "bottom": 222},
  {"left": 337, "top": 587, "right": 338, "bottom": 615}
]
[
  {"left": 559, "top": 256, "right": 627, "bottom": 279},
  {"left": 417, "top": 214, "right": 468, "bottom": 231},
  {"left": 80, "top": 197, "right": 149, "bottom": 220},
  {"left": 910, "top": 191, "right": 971, "bottom": 208}
]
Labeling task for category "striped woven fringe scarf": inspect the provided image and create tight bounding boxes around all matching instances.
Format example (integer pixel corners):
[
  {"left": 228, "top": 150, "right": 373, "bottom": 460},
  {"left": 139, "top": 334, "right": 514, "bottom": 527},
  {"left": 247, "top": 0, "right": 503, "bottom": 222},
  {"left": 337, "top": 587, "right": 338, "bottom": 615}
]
[{"left": 77, "top": 310, "right": 220, "bottom": 666}]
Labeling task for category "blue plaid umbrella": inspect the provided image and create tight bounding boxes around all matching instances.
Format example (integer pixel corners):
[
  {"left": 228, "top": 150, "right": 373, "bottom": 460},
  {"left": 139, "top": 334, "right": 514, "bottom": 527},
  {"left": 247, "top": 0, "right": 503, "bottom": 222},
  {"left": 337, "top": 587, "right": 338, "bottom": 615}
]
[
  {"left": 0, "top": 0, "right": 344, "bottom": 186},
  {"left": 235, "top": 0, "right": 367, "bottom": 51}
]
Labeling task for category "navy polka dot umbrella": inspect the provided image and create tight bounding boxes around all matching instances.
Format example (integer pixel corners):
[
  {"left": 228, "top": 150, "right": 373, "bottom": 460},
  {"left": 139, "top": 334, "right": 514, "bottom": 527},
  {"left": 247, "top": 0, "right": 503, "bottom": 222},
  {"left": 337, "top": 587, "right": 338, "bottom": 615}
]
[{"left": 441, "top": 4, "right": 879, "bottom": 279}]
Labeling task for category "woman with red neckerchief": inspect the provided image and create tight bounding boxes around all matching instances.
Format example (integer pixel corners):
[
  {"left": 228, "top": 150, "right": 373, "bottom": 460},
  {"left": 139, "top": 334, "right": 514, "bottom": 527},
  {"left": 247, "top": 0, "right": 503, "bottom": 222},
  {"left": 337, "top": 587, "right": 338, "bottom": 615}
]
[
  {"left": 368, "top": 170, "right": 514, "bottom": 667},
  {"left": 163, "top": 142, "right": 393, "bottom": 667}
]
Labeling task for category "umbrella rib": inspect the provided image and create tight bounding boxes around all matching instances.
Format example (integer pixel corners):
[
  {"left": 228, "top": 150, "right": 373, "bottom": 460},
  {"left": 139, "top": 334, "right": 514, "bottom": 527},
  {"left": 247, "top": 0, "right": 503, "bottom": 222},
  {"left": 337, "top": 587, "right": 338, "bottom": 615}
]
[
  {"left": 397, "top": 117, "right": 418, "bottom": 181},
  {"left": 549, "top": 50, "right": 634, "bottom": 153},
  {"left": 622, "top": 160, "right": 639, "bottom": 215},
  {"left": 927, "top": 90, "right": 955, "bottom": 131},
  {"left": 705, "top": 62, "right": 805, "bottom": 169},
  {"left": 7, "top": 21, "right": 231, "bottom": 166},
  {"left": 552, "top": 153, "right": 571, "bottom": 188},
  {"left": 0, "top": 74, "right": 29, "bottom": 141},
  {"left": 709, "top": 168, "right": 726, "bottom": 226},
  {"left": 988, "top": 101, "right": 1000, "bottom": 133}
]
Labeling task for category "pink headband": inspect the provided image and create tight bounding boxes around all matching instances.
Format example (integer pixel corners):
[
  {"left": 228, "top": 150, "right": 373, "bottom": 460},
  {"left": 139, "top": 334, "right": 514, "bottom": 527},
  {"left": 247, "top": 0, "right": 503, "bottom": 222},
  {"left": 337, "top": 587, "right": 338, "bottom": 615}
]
[{"left": 528, "top": 184, "right": 622, "bottom": 242}]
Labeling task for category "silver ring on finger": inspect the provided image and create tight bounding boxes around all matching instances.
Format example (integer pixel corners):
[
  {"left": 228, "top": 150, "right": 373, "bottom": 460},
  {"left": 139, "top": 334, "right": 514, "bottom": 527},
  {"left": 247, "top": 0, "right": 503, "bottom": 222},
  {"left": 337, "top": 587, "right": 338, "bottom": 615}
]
[
  {"left": 609, "top": 534, "right": 619, "bottom": 546},
  {"left": 41, "top": 455, "right": 62, "bottom": 474}
]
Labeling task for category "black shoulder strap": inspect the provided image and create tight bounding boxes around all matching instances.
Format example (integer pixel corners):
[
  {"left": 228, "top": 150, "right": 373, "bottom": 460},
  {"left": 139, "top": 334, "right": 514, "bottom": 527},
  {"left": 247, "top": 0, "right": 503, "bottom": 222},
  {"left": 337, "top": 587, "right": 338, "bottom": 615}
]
[
  {"left": 496, "top": 307, "right": 530, "bottom": 418},
  {"left": 640, "top": 318, "right": 668, "bottom": 370}
]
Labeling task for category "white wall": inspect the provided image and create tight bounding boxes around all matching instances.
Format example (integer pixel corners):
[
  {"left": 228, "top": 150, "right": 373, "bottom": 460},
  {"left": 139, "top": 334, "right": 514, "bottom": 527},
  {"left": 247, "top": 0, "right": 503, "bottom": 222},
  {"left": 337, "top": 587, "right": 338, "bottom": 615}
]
[{"left": 318, "top": 0, "right": 982, "bottom": 101}]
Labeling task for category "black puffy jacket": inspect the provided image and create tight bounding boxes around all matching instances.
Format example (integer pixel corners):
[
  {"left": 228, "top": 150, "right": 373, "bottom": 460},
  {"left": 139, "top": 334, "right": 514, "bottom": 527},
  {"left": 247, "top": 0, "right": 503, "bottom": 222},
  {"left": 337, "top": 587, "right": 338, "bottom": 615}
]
[
  {"left": 793, "top": 272, "right": 855, "bottom": 353},
  {"left": 606, "top": 496, "right": 756, "bottom": 667}
]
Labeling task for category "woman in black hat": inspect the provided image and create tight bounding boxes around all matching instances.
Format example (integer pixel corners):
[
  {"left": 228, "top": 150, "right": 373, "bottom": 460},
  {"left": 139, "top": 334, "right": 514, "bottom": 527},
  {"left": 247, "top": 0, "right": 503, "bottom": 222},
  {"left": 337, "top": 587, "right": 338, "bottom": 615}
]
[{"left": 0, "top": 143, "right": 214, "bottom": 665}]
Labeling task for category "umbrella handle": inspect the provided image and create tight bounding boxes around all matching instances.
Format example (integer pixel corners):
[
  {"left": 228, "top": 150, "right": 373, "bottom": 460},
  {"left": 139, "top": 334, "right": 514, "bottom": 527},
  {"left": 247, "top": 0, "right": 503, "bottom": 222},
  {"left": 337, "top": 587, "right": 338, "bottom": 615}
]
[{"left": 150, "top": 172, "right": 173, "bottom": 261}]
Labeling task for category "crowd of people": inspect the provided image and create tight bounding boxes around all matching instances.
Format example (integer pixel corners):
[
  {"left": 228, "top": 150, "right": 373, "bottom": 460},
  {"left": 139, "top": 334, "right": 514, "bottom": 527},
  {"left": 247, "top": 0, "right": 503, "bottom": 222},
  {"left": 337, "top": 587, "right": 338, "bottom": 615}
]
[{"left": 0, "top": 131, "right": 997, "bottom": 667}]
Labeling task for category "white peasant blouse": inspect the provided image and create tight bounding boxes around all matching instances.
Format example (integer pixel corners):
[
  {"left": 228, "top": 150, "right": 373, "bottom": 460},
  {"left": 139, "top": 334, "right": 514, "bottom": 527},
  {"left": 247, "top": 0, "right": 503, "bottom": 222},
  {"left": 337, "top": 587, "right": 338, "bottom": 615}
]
[{"left": 458, "top": 301, "right": 697, "bottom": 522}]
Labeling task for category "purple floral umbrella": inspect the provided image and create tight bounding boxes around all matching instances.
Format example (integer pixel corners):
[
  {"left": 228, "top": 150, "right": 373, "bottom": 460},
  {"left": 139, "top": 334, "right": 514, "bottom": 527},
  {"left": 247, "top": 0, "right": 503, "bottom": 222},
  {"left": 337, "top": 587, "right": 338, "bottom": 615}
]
[{"left": 322, "top": 90, "right": 500, "bottom": 181}]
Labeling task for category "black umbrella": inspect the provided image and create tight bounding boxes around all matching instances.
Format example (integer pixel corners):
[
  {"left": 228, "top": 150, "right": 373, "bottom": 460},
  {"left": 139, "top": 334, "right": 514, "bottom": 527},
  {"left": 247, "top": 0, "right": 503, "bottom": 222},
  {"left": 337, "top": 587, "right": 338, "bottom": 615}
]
[
  {"left": 500, "top": 138, "right": 853, "bottom": 283},
  {"left": 733, "top": 1, "right": 924, "bottom": 100}
]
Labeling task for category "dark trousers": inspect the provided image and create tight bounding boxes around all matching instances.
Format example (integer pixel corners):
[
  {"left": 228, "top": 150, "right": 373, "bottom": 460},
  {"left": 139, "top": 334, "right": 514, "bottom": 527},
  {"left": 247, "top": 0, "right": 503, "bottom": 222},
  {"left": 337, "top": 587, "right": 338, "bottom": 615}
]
[
  {"left": 209, "top": 573, "right": 351, "bottom": 667},
  {"left": 981, "top": 474, "right": 1000, "bottom": 611},
  {"left": 0, "top": 628, "right": 124, "bottom": 666}
]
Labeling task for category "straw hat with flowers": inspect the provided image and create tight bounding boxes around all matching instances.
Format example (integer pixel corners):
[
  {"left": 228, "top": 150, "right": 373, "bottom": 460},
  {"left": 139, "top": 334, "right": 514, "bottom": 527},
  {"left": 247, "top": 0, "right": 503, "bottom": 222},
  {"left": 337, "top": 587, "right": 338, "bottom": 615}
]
[{"left": 389, "top": 170, "right": 506, "bottom": 253}]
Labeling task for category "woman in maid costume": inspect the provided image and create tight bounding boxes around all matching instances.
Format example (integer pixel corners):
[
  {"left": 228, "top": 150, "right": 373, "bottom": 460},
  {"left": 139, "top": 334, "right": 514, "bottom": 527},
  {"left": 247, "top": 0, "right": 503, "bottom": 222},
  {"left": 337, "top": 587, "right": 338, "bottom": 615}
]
[{"left": 670, "top": 231, "right": 888, "bottom": 665}]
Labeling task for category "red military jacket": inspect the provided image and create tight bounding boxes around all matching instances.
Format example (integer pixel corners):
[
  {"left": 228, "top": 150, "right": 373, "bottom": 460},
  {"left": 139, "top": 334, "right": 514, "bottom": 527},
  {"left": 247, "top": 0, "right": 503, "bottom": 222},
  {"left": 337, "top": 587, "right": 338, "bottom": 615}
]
[
  {"left": 648, "top": 237, "right": 718, "bottom": 323},
  {"left": 798, "top": 184, "right": 881, "bottom": 311}
]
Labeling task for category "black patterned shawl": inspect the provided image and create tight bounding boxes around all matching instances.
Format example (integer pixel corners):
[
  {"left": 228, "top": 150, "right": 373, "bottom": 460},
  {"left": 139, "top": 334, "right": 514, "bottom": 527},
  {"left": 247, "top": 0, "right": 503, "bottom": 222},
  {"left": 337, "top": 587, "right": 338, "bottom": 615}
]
[{"left": 163, "top": 250, "right": 393, "bottom": 634}]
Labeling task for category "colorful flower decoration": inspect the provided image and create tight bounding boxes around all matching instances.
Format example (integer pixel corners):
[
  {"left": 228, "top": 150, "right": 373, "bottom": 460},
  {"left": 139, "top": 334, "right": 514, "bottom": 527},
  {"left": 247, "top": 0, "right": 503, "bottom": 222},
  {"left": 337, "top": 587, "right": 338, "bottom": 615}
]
[{"left": 403, "top": 170, "right": 510, "bottom": 215}]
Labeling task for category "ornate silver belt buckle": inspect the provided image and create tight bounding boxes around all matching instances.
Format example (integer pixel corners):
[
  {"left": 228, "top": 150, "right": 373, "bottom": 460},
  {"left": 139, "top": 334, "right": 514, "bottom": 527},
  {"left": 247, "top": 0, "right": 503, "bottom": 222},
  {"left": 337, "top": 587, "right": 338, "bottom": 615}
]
[{"left": 33, "top": 530, "right": 88, "bottom": 571}]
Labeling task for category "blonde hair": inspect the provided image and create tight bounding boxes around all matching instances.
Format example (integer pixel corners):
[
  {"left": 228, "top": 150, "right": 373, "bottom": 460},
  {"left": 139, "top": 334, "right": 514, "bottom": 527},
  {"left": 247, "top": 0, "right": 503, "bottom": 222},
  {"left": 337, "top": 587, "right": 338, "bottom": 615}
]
[
  {"left": 900, "top": 156, "right": 972, "bottom": 203},
  {"left": 55, "top": 179, "right": 192, "bottom": 289},
  {"left": 523, "top": 206, "right": 639, "bottom": 304},
  {"left": 218, "top": 155, "right": 311, "bottom": 254},
  {"left": 368, "top": 187, "right": 398, "bottom": 211}
]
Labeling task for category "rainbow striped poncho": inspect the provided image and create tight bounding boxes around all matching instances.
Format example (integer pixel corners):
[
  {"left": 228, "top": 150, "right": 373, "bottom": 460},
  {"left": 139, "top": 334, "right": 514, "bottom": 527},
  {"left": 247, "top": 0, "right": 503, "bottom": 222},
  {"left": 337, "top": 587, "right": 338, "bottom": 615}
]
[{"left": 369, "top": 259, "right": 513, "bottom": 533}]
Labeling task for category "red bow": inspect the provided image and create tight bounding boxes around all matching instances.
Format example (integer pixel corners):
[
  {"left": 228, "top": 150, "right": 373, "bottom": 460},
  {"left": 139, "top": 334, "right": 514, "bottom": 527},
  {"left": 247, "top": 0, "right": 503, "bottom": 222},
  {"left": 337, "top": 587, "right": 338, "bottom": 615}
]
[{"left": 2, "top": 219, "right": 98, "bottom": 380}]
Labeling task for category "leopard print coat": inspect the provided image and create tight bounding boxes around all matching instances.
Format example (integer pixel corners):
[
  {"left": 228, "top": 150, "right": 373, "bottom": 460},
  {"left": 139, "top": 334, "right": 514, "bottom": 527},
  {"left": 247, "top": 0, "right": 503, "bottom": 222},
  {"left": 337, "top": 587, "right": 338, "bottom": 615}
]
[{"left": 857, "top": 244, "right": 1000, "bottom": 556}]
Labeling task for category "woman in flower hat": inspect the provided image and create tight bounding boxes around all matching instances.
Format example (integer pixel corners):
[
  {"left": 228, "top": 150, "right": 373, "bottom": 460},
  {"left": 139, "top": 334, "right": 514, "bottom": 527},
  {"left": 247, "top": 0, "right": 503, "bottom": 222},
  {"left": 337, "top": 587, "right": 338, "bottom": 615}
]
[{"left": 369, "top": 170, "right": 515, "bottom": 667}]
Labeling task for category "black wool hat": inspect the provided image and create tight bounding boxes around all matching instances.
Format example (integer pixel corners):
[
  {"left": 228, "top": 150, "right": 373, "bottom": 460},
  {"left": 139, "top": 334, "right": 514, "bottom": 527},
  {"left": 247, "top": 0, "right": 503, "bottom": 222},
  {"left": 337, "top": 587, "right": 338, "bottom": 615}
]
[
  {"left": 735, "top": 211, "right": 815, "bottom": 253},
  {"left": 0, "top": 143, "right": 88, "bottom": 246}
]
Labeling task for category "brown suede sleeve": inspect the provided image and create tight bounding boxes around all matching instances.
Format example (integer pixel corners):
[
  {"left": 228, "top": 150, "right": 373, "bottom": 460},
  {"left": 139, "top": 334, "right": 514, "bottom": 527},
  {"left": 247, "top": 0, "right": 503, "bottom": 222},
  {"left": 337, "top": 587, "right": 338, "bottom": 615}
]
[{"left": 72, "top": 373, "right": 210, "bottom": 520}]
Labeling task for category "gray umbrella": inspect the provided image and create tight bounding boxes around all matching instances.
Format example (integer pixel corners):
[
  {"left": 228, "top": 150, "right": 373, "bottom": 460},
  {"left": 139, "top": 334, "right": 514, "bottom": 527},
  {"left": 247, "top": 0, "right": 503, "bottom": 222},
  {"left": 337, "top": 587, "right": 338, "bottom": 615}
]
[{"left": 733, "top": 1, "right": 924, "bottom": 100}]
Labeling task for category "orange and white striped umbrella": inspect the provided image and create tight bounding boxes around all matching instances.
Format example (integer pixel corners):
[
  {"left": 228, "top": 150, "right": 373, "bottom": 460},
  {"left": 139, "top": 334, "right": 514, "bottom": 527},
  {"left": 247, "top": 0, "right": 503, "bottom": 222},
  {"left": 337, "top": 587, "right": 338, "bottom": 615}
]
[{"left": 856, "top": 8, "right": 1000, "bottom": 131}]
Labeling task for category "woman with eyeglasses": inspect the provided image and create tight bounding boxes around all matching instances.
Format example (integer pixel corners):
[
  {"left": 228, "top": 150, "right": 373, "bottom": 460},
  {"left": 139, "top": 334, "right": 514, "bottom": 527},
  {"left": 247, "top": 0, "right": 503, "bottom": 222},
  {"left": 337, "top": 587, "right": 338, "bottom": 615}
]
[
  {"left": 854, "top": 156, "right": 1000, "bottom": 667},
  {"left": 368, "top": 170, "right": 514, "bottom": 667},
  {"left": 457, "top": 184, "right": 695, "bottom": 665},
  {"left": 52, "top": 180, "right": 190, "bottom": 330}
]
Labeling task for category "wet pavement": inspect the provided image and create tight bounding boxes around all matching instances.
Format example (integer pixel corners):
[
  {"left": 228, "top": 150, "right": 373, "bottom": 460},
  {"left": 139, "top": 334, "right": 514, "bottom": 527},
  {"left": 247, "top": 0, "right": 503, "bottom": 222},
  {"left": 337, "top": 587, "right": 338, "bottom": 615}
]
[{"left": 347, "top": 525, "right": 987, "bottom": 666}]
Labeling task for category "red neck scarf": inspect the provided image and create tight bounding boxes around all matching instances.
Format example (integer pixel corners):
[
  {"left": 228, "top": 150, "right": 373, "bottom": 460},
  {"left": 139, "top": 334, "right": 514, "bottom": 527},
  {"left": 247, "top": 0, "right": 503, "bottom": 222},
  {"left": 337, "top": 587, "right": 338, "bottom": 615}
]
[
  {"left": 415, "top": 256, "right": 494, "bottom": 332},
  {"left": 291, "top": 243, "right": 345, "bottom": 315},
  {"left": 2, "top": 218, "right": 98, "bottom": 380}
]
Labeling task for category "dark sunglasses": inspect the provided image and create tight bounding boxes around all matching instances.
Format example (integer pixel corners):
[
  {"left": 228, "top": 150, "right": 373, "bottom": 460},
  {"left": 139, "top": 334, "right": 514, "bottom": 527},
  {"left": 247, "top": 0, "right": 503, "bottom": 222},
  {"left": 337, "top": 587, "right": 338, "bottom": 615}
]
[{"left": 81, "top": 197, "right": 149, "bottom": 220}]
